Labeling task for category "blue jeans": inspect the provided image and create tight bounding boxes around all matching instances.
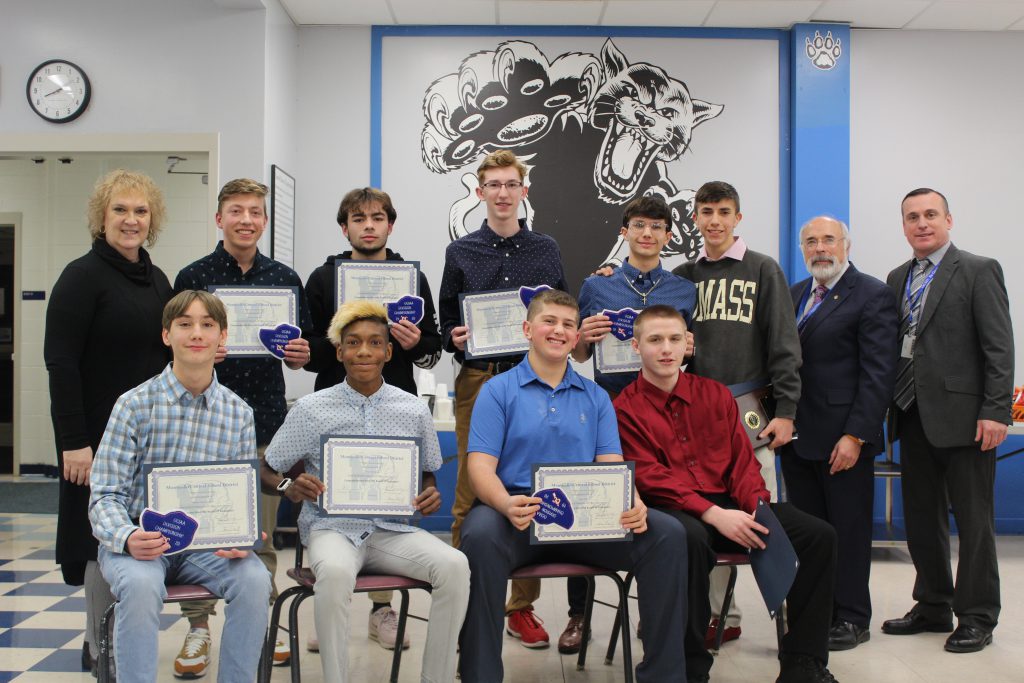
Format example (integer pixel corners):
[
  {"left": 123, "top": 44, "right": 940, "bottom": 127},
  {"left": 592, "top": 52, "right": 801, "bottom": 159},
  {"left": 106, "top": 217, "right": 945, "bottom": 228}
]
[{"left": 98, "top": 547, "right": 271, "bottom": 683}]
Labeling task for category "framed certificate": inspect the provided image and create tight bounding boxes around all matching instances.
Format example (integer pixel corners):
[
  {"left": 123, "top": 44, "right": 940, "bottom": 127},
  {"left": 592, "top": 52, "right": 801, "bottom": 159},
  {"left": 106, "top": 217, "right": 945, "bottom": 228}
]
[
  {"left": 594, "top": 336, "right": 640, "bottom": 374},
  {"left": 209, "top": 286, "right": 298, "bottom": 357},
  {"left": 459, "top": 288, "right": 529, "bottom": 359},
  {"left": 335, "top": 260, "right": 419, "bottom": 307},
  {"left": 319, "top": 435, "right": 422, "bottom": 517},
  {"left": 530, "top": 461, "right": 634, "bottom": 544},
  {"left": 143, "top": 460, "right": 262, "bottom": 553}
]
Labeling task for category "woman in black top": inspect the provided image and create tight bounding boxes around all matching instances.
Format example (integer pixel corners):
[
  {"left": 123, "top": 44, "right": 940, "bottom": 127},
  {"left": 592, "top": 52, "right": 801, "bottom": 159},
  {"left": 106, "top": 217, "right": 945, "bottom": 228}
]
[{"left": 44, "top": 169, "right": 173, "bottom": 671}]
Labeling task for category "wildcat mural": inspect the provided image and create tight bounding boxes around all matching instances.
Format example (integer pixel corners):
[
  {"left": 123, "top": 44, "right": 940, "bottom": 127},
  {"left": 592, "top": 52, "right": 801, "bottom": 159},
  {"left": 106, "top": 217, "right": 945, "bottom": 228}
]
[{"left": 421, "top": 38, "right": 724, "bottom": 291}]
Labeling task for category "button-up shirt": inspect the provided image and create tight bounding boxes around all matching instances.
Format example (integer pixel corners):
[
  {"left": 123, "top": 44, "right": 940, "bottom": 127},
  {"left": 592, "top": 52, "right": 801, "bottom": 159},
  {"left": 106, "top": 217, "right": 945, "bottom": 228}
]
[
  {"left": 438, "top": 220, "right": 568, "bottom": 363},
  {"left": 469, "top": 357, "right": 621, "bottom": 490},
  {"left": 89, "top": 364, "right": 257, "bottom": 553},
  {"left": 614, "top": 372, "right": 769, "bottom": 517},
  {"left": 264, "top": 380, "right": 442, "bottom": 547},
  {"left": 174, "top": 242, "right": 313, "bottom": 445},
  {"left": 578, "top": 258, "right": 696, "bottom": 394},
  {"left": 697, "top": 235, "right": 748, "bottom": 262}
]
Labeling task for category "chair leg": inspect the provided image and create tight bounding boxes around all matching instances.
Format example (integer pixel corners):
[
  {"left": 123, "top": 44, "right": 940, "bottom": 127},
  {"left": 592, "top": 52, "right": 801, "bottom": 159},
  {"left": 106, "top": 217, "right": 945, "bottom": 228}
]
[
  {"left": 575, "top": 576, "right": 597, "bottom": 671},
  {"left": 713, "top": 566, "right": 739, "bottom": 653},
  {"left": 614, "top": 573, "right": 634, "bottom": 683},
  {"left": 261, "top": 585, "right": 303, "bottom": 683},
  {"left": 603, "top": 572, "right": 634, "bottom": 667},
  {"left": 288, "top": 591, "right": 313, "bottom": 683},
  {"left": 389, "top": 589, "right": 410, "bottom": 683},
  {"left": 775, "top": 607, "right": 785, "bottom": 660},
  {"left": 98, "top": 601, "right": 116, "bottom": 683}
]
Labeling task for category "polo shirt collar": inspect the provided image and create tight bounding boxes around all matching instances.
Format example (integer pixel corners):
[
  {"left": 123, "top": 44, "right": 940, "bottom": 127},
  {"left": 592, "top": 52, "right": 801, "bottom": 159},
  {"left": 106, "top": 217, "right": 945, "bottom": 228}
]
[{"left": 514, "top": 356, "right": 585, "bottom": 391}]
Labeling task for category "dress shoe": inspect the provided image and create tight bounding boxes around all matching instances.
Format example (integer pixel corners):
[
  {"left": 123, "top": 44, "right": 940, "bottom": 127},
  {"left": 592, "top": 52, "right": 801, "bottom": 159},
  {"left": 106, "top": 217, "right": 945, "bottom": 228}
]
[
  {"left": 944, "top": 625, "right": 993, "bottom": 653},
  {"left": 557, "top": 614, "right": 589, "bottom": 654},
  {"left": 828, "top": 620, "right": 870, "bottom": 651},
  {"left": 776, "top": 653, "right": 839, "bottom": 683},
  {"left": 704, "top": 618, "right": 741, "bottom": 649},
  {"left": 881, "top": 611, "right": 953, "bottom": 635}
]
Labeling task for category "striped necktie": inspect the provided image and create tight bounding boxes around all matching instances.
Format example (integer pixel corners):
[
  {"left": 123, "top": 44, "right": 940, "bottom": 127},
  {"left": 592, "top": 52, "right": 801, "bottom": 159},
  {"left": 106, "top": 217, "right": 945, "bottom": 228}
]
[{"left": 893, "top": 258, "right": 932, "bottom": 410}]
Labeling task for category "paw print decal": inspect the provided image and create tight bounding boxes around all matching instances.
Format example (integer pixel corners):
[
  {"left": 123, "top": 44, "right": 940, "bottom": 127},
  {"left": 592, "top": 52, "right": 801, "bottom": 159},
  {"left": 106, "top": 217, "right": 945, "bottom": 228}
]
[{"left": 805, "top": 30, "right": 842, "bottom": 71}]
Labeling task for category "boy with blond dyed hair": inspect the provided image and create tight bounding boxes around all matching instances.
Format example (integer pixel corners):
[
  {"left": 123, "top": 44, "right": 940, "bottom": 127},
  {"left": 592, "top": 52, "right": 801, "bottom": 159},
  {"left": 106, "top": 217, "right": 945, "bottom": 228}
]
[{"left": 261, "top": 300, "right": 469, "bottom": 683}]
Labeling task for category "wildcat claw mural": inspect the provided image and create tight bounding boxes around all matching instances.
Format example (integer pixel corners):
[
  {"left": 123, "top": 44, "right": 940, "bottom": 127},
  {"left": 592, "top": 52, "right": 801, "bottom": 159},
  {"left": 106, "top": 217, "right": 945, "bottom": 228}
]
[{"left": 420, "top": 38, "right": 724, "bottom": 290}]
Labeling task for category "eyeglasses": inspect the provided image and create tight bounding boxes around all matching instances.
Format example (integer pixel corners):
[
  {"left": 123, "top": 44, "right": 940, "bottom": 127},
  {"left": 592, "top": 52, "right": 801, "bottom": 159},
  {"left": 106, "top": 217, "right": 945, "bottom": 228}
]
[
  {"left": 803, "top": 236, "right": 840, "bottom": 248},
  {"left": 626, "top": 220, "right": 668, "bottom": 233},
  {"left": 480, "top": 180, "right": 524, "bottom": 191}
]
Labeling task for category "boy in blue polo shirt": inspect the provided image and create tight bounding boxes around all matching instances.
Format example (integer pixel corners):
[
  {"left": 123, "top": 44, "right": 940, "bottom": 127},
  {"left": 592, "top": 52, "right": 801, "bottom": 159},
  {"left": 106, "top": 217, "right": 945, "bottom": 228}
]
[{"left": 458, "top": 288, "right": 688, "bottom": 683}]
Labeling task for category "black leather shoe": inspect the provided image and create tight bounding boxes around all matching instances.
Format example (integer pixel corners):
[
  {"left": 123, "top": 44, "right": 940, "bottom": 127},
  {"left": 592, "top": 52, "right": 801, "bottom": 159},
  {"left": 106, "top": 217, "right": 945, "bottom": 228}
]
[
  {"left": 776, "top": 654, "right": 839, "bottom": 683},
  {"left": 944, "top": 625, "right": 993, "bottom": 653},
  {"left": 828, "top": 620, "right": 870, "bottom": 651},
  {"left": 881, "top": 611, "right": 953, "bottom": 635}
]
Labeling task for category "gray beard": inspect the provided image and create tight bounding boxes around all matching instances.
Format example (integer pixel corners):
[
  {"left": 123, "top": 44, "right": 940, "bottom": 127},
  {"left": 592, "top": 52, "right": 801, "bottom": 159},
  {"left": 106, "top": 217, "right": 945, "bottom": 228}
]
[{"left": 807, "top": 256, "right": 843, "bottom": 282}]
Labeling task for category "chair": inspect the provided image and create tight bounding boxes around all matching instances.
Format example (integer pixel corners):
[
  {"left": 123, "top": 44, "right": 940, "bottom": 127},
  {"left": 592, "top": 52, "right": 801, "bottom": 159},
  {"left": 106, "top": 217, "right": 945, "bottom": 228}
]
[
  {"left": 603, "top": 553, "right": 784, "bottom": 667},
  {"left": 509, "top": 563, "right": 635, "bottom": 683},
  {"left": 97, "top": 584, "right": 271, "bottom": 683},
  {"left": 258, "top": 532, "right": 432, "bottom": 683}
]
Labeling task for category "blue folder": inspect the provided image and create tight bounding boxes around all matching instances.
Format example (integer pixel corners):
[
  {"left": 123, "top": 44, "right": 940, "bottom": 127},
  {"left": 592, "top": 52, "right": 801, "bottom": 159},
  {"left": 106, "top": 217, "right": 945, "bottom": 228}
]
[{"left": 749, "top": 500, "right": 800, "bottom": 618}]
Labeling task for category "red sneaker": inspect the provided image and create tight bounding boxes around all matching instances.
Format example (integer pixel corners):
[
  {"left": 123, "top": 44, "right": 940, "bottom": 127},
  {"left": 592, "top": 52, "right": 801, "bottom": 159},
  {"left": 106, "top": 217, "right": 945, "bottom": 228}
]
[
  {"left": 705, "top": 619, "right": 741, "bottom": 650},
  {"left": 506, "top": 607, "right": 550, "bottom": 649}
]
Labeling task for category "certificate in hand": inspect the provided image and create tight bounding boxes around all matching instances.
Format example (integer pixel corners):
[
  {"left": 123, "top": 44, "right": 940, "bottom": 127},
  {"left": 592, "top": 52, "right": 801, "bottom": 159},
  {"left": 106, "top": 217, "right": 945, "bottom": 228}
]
[
  {"left": 459, "top": 288, "right": 530, "bottom": 359},
  {"left": 594, "top": 307, "right": 642, "bottom": 374},
  {"left": 318, "top": 435, "right": 422, "bottom": 518},
  {"left": 335, "top": 260, "right": 419, "bottom": 307},
  {"left": 209, "top": 286, "right": 298, "bottom": 357},
  {"left": 143, "top": 460, "right": 262, "bottom": 553},
  {"left": 530, "top": 462, "right": 634, "bottom": 544}
]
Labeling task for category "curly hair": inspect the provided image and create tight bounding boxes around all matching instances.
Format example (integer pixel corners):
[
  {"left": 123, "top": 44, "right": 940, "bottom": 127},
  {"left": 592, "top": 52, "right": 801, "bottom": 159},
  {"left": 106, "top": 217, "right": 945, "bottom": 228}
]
[
  {"left": 87, "top": 169, "right": 167, "bottom": 246},
  {"left": 328, "top": 300, "right": 390, "bottom": 347}
]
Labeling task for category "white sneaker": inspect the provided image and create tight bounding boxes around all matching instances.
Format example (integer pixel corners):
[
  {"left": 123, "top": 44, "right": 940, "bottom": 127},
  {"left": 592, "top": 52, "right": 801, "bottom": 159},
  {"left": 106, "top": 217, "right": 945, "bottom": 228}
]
[
  {"left": 368, "top": 606, "right": 410, "bottom": 650},
  {"left": 173, "top": 628, "right": 211, "bottom": 679},
  {"left": 306, "top": 627, "right": 319, "bottom": 653}
]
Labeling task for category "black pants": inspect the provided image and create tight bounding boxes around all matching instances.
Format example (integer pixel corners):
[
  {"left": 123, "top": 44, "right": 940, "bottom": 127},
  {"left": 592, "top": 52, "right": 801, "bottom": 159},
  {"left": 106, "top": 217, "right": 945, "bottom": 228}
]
[
  {"left": 658, "top": 496, "right": 836, "bottom": 679},
  {"left": 898, "top": 406, "right": 1000, "bottom": 630},
  {"left": 781, "top": 450, "right": 874, "bottom": 627}
]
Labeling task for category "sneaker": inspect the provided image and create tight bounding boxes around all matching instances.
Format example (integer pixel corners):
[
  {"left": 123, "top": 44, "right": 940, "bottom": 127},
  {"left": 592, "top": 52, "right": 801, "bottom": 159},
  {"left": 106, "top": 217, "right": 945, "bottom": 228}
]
[
  {"left": 272, "top": 640, "right": 291, "bottom": 666},
  {"left": 368, "top": 606, "right": 411, "bottom": 650},
  {"left": 506, "top": 607, "right": 550, "bottom": 649},
  {"left": 306, "top": 628, "right": 319, "bottom": 653},
  {"left": 174, "top": 627, "right": 211, "bottom": 679},
  {"left": 704, "top": 619, "right": 741, "bottom": 650}
]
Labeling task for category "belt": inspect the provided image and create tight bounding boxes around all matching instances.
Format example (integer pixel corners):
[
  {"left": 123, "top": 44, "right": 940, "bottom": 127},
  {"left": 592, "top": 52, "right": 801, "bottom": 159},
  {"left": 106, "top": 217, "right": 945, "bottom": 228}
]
[{"left": 462, "top": 359, "right": 519, "bottom": 375}]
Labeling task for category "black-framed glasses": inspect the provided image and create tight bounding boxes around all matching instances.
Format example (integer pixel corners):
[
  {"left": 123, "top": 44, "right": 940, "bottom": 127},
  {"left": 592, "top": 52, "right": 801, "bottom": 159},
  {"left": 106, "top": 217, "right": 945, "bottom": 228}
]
[{"left": 480, "top": 180, "right": 524, "bottom": 191}]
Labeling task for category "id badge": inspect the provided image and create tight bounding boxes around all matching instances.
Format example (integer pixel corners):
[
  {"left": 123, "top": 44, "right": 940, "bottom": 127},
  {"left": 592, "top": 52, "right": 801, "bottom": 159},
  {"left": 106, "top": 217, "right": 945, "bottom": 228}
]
[{"left": 901, "top": 334, "right": 915, "bottom": 359}]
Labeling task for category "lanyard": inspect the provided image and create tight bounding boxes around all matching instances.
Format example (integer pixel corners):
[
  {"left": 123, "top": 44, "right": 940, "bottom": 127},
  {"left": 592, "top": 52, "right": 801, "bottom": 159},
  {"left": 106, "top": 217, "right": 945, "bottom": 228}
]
[{"left": 904, "top": 260, "right": 939, "bottom": 326}]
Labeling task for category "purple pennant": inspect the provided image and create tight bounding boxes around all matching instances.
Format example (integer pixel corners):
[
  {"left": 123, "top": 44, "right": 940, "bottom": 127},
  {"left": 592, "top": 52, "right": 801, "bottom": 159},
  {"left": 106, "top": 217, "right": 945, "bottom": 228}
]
[
  {"left": 386, "top": 295, "right": 425, "bottom": 325},
  {"left": 602, "top": 308, "right": 640, "bottom": 342},
  {"left": 258, "top": 323, "right": 301, "bottom": 359},
  {"left": 532, "top": 487, "right": 575, "bottom": 529},
  {"left": 519, "top": 284, "right": 553, "bottom": 309},
  {"left": 141, "top": 508, "right": 200, "bottom": 555}
]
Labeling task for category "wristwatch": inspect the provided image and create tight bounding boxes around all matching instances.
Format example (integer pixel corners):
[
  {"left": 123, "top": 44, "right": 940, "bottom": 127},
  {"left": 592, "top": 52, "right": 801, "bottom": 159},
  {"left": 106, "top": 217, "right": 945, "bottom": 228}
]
[
  {"left": 276, "top": 477, "right": 293, "bottom": 494},
  {"left": 844, "top": 434, "right": 866, "bottom": 446}
]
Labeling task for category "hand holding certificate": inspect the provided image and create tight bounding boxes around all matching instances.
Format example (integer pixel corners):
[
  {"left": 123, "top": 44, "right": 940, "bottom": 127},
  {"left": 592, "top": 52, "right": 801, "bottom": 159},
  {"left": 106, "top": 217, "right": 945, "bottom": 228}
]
[
  {"left": 210, "top": 286, "right": 298, "bottom": 357},
  {"left": 335, "top": 260, "right": 419, "bottom": 306},
  {"left": 459, "top": 288, "right": 532, "bottom": 358},
  {"left": 319, "top": 436, "right": 422, "bottom": 517},
  {"left": 143, "top": 460, "right": 262, "bottom": 553},
  {"left": 594, "top": 307, "right": 642, "bottom": 374},
  {"left": 530, "top": 462, "right": 635, "bottom": 544}
]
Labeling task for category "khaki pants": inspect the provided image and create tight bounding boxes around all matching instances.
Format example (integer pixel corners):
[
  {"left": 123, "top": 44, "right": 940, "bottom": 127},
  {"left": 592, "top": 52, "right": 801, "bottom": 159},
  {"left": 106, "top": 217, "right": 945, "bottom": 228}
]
[
  {"left": 451, "top": 364, "right": 539, "bottom": 613},
  {"left": 709, "top": 444, "right": 778, "bottom": 626}
]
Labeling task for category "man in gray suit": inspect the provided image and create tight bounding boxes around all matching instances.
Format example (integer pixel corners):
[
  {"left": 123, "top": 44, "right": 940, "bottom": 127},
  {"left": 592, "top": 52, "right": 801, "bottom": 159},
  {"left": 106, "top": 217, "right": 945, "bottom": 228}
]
[{"left": 881, "top": 188, "right": 1013, "bottom": 653}]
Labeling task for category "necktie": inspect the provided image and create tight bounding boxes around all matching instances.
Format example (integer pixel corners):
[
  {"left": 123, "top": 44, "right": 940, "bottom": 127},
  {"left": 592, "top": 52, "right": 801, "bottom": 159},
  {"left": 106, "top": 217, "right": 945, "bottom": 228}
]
[
  {"left": 811, "top": 284, "right": 827, "bottom": 307},
  {"left": 893, "top": 258, "right": 932, "bottom": 410},
  {"left": 798, "top": 284, "right": 827, "bottom": 329}
]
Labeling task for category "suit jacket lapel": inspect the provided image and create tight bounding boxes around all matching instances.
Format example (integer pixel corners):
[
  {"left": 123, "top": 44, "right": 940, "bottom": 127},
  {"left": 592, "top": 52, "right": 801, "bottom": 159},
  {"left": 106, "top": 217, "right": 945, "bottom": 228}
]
[
  {"left": 798, "top": 264, "right": 857, "bottom": 341},
  {"left": 916, "top": 244, "right": 959, "bottom": 336}
]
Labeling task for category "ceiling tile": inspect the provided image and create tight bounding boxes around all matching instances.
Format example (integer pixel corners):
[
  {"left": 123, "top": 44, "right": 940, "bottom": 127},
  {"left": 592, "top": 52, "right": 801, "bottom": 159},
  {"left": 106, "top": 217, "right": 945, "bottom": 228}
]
[
  {"left": 811, "top": 0, "right": 931, "bottom": 29},
  {"left": 497, "top": 0, "right": 604, "bottom": 25},
  {"left": 906, "top": 1, "right": 1024, "bottom": 30},
  {"left": 280, "top": 0, "right": 394, "bottom": 25},
  {"left": 390, "top": 0, "right": 497, "bottom": 24},
  {"left": 703, "top": 0, "right": 821, "bottom": 28},
  {"left": 602, "top": 0, "right": 715, "bottom": 26}
]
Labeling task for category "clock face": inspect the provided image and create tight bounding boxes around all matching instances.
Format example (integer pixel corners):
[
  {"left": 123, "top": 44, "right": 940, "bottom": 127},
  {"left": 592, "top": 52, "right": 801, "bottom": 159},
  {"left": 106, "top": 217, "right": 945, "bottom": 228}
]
[{"left": 26, "top": 60, "right": 91, "bottom": 123}]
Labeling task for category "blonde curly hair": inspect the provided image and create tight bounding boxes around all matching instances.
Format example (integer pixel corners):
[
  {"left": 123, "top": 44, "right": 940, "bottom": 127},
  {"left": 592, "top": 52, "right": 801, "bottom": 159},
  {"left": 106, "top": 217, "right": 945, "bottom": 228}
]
[{"left": 87, "top": 169, "right": 167, "bottom": 247}]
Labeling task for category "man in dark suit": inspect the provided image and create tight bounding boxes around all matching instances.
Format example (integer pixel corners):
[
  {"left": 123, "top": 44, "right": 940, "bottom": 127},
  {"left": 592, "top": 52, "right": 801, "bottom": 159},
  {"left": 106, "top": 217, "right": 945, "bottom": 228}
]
[
  {"left": 881, "top": 188, "right": 1013, "bottom": 653},
  {"left": 781, "top": 216, "right": 898, "bottom": 652}
]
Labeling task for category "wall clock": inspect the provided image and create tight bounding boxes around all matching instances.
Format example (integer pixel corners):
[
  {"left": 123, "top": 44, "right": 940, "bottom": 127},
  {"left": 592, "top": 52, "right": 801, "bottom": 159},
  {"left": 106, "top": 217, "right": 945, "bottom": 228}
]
[{"left": 26, "top": 59, "right": 91, "bottom": 123}]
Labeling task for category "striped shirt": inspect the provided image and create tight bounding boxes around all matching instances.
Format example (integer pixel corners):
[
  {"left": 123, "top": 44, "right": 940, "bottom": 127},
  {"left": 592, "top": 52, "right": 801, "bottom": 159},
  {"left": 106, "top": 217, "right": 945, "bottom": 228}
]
[
  {"left": 89, "top": 364, "right": 257, "bottom": 553},
  {"left": 265, "top": 380, "right": 442, "bottom": 547}
]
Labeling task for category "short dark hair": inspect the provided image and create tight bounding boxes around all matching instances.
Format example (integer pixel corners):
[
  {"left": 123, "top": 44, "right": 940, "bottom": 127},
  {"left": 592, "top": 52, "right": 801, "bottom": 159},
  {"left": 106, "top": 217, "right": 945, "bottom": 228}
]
[
  {"left": 621, "top": 195, "right": 672, "bottom": 229},
  {"left": 695, "top": 181, "right": 740, "bottom": 213},
  {"left": 902, "top": 187, "right": 949, "bottom": 215},
  {"left": 526, "top": 289, "right": 578, "bottom": 322},
  {"left": 337, "top": 187, "right": 397, "bottom": 226},
  {"left": 162, "top": 290, "right": 227, "bottom": 331},
  {"left": 633, "top": 305, "right": 686, "bottom": 338}
]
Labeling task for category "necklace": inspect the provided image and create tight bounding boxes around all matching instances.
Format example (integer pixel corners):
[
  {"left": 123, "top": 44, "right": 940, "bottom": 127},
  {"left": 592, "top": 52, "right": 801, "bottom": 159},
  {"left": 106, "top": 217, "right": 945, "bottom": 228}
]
[{"left": 621, "top": 269, "right": 663, "bottom": 306}]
